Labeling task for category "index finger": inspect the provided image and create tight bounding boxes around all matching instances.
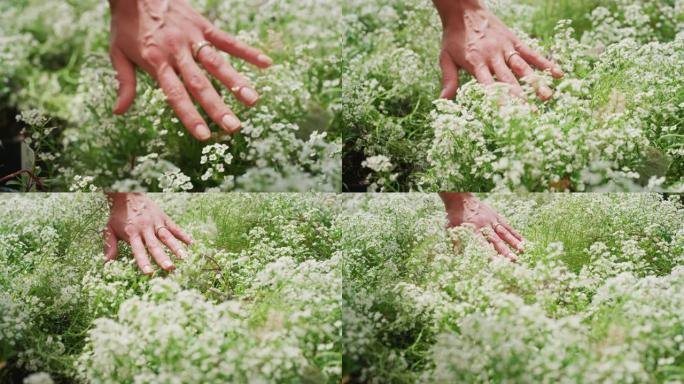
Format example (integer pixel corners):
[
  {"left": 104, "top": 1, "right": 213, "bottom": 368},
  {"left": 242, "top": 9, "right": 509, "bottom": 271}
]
[
  {"left": 500, "top": 220, "right": 524, "bottom": 242},
  {"left": 485, "top": 230, "right": 518, "bottom": 262},
  {"left": 164, "top": 217, "right": 193, "bottom": 245},
  {"left": 205, "top": 27, "right": 273, "bottom": 68},
  {"left": 514, "top": 42, "right": 564, "bottom": 78},
  {"left": 494, "top": 224, "right": 523, "bottom": 253}
]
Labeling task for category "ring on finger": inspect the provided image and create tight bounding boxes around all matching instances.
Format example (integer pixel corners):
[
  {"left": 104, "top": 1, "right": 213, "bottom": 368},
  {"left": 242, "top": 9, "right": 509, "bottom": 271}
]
[
  {"left": 154, "top": 225, "right": 169, "bottom": 237},
  {"left": 505, "top": 51, "right": 521, "bottom": 66},
  {"left": 492, "top": 222, "right": 505, "bottom": 232},
  {"left": 192, "top": 41, "right": 213, "bottom": 61}
]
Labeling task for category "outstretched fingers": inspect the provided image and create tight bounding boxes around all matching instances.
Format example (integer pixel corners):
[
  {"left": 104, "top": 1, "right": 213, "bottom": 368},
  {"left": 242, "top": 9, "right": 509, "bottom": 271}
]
[
  {"left": 500, "top": 220, "right": 524, "bottom": 242},
  {"left": 156, "top": 226, "right": 188, "bottom": 260},
  {"left": 491, "top": 57, "right": 524, "bottom": 98},
  {"left": 486, "top": 231, "right": 518, "bottom": 262},
  {"left": 143, "top": 230, "right": 175, "bottom": 272},
  {"left": 205, "top": 27, "right": 272, "bottom": 68},
  {"left": 164, "top": 217, "right": 193, "bottom": 245},
  {"left": 197, "top": 47, "right": 260, "bottom": 107},
  {"left": 129, "top": 235, "right": 154, "bottom": 275},
  {"left": 472, "top": 63, "right": 496, "bottom": 87},
  {"left": 515, "top": 42, "right": 564, "bottom": 78},
  {"left": 507, "top": 53, "right": 552, "bottom": 100},
  {"left": 176, "top": 53, "right": 242, "bottom": 133},
  {"left": 494, "top": 223, "right": 524, "bottom": 253},
  {"left": 476, "top": 227, "right": 517, "bottom": 262},
  {"left": 156, "top": 65, "right": 212, "bottom": 141}
]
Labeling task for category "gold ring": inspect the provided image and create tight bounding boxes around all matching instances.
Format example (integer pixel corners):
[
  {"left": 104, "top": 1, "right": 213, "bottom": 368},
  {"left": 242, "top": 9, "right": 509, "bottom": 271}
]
[
  {"left": 505, "top": 51, "right": 520, "bottom": 66},
  {"left": 154, "top": 225, "right": 168, "bottom": 237},
  {"left": 192, "top": 41, "right": 213, "bottom": 61}
]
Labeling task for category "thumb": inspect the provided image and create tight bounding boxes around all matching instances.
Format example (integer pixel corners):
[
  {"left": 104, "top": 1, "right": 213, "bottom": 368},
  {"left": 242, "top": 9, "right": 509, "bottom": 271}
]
[
  {"left": 110, "top": 47, "right": 137, "bottom": 114},
  {"left": 439, "top": 50, "right": 459, "bottom": 99},
  {"left": 104, "top": 224, "right": 119, "bottom": 262}
]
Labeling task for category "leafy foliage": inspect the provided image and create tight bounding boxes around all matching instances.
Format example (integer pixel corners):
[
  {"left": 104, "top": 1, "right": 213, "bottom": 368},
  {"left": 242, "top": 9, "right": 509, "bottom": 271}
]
[
  {"left": 343, "top": 0, "right": 684, "bottom": 191},
  {"left": 0, "top": 194, "right": 341, "bottom": 383},
  {"left": 342, "top": 193, "right": 684, "bottom": 382}
]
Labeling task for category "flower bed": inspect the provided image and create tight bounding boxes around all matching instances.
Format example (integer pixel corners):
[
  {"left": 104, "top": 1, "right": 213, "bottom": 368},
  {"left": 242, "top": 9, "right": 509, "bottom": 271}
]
[
  {"left": 342, "top": 0, "right": 684, "bottom": 191},
  {"left": 1, "top": 0, "right": 342, "bottom": 192},
  {"left": 0, "top": 194, "right": 341, "bottom": 383},
  {"left": 342, "top": 193, "right": 684, "bottom": 382}
]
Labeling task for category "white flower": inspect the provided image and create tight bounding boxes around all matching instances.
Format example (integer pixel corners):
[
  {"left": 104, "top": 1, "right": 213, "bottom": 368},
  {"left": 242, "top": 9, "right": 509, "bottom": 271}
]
[{"left": 362, "top": 155, "right": 394, "bottom": 173}]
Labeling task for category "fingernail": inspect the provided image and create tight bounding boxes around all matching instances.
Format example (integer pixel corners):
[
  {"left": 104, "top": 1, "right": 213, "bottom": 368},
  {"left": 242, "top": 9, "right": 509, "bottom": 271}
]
[
  {"left": 195, "top": 124, "right": 211, "bottom": 140},
  {"left": 240, "top": 88, "right": 259, "bottom": 104},
  {"left": 257, "top": 54, "right": 272, "bottom": 66},
  {"left": 162, "top": 260, "right": 175, "bottom": 270},
  {"left": 178, "top": 249, "right": 188, "bottom": 259},
  {"left": 540, "top": 87, "right": 552, "bottom": 99},
  {"left": 222, "top": 115, "right": 241, "bottom": 131},
  {"left": 142, "top": 265, "right": 154, "bottom": 274},
  {"left": 553, "top": 67, "right": 564, "bottom": 77}
]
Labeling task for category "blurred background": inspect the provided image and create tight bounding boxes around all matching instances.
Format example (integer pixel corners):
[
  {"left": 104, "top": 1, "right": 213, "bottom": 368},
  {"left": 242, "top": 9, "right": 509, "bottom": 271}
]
[{"left": 0, "top": 103, "right": 27, "bottom": 191}]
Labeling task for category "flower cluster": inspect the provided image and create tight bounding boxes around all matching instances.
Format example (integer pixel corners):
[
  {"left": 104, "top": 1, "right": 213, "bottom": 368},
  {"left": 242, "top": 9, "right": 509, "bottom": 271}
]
[
  {"left": 2, "top": 0, "right": 342, "bottom": 192},
  {"left": 343, "top": 0, "right": 684, "bottom": 191},
  {"left": 0, "top": 194, "right": 341, "bottom": 383},
  {"left": 342, "top": 193, "right": 684, "bottom": 383}
]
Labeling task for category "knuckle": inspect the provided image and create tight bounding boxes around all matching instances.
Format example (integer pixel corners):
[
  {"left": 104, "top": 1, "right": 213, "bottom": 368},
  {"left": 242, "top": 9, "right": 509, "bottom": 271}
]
[
  {"left": 203, "top": 25, "right": 218, "bottom": 38},
  {"left": 123, "top": 224, "right": 138, "bottom": 237},
  {"left": 500, "top": 72, "right": 515, "bottom": 82},
  {"left": 464, "top": 51, "right": 480, "bottom": 67},
  {"left": 185, "top": 72, "right": 207, "bottom": 92},
  {"left": 205, "top": 51, "right": 223, "bottom": 70},
  {"left": 141, "top": 47, "right": 165, "bottom": 66},
  {"left": 513, "top": 41, "right": 524, "bottom": 50},
  {"left": 222, "top": 34, "right": 237, "bottom": 47},
  {"left": 158, "top": 230, "right": 172, "bottom": 242},
  {"left": 472, "top": 63, "right": 488, "bottom": 75},
  {"left": 165, "top": 84, "right": 186, "bottom": 103},
  {"left": 511, "top": 60, "right": 525, "bottom": 72},
  {"left": 166, "top": 29, "right": 186, "bottom": 48}
]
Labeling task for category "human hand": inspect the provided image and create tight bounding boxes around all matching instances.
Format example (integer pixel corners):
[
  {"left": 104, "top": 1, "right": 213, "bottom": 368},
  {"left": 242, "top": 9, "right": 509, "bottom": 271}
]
[
  {"left": 104, "top": 193, "right": 193, "bottom": 274},
  {"left": 434, "top": 0, "right": 563, "bottom": 100},
  {"left": 109, "top": 0, "right": 273, "bottom": 140},
  {"left": 441, "top": 193, "right": 524, "bottom": 261}
]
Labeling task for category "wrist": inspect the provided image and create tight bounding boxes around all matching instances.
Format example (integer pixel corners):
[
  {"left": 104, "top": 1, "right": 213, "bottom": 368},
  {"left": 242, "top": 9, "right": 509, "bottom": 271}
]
[
  {"left": 433, "top": 0, "right": 487, "bottom": 29},
  {"left": 109, "top": 0, "right": 137, "bottom": 14},
  {"left": 440, "top": 192, "right": 475, "bottom": 212},
  {"left": 106, "top": 192, "right": 141, "bottom": 207}
]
